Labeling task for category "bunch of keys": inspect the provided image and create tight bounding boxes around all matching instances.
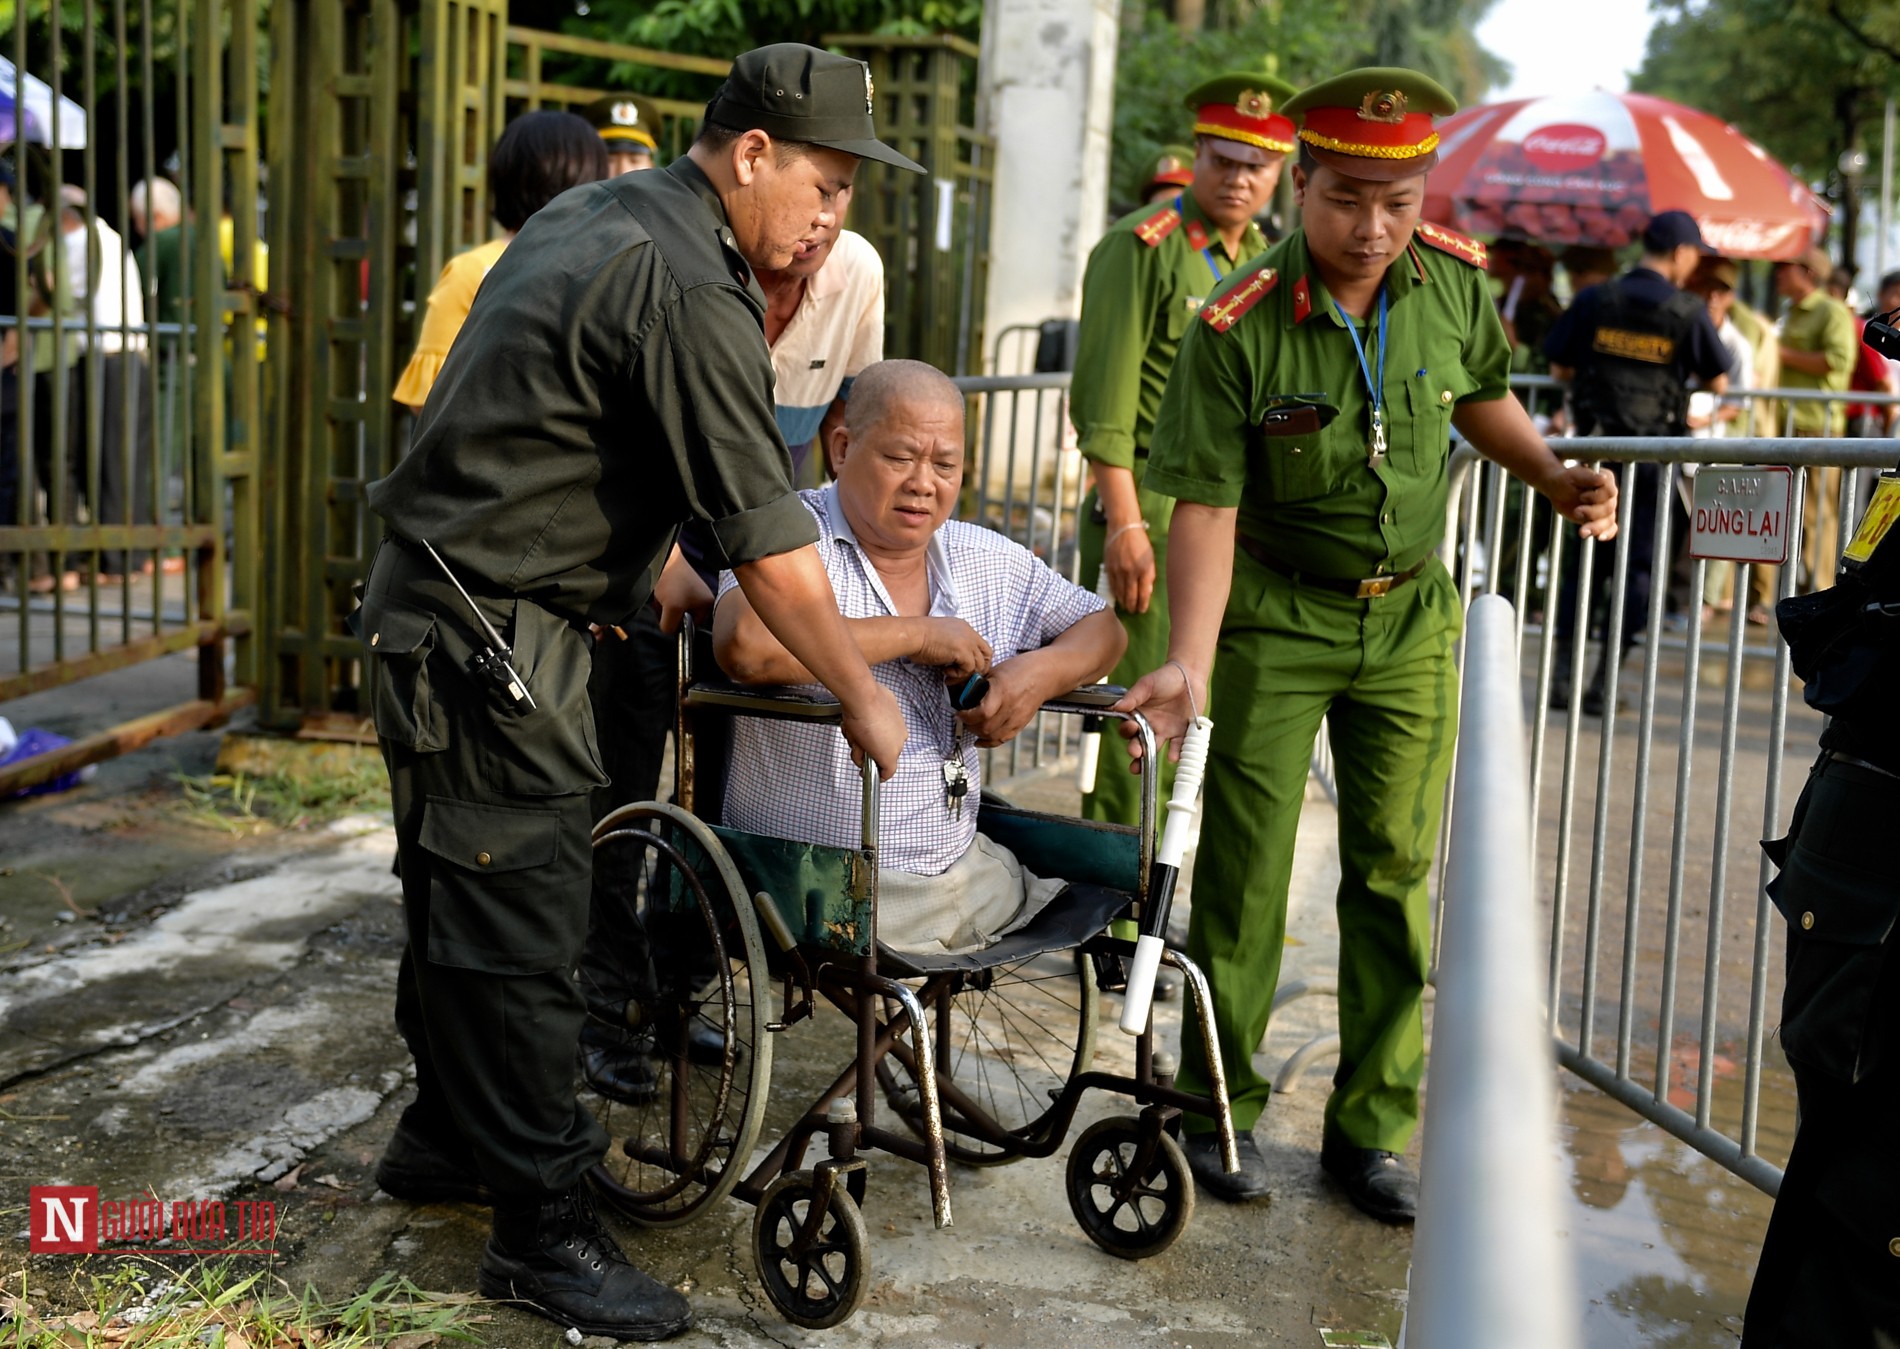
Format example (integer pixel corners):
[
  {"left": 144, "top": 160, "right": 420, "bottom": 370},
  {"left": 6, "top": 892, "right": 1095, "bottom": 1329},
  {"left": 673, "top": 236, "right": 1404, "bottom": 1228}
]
[{"left": 942, "top": 758, "right": 969, "bottom": 820}]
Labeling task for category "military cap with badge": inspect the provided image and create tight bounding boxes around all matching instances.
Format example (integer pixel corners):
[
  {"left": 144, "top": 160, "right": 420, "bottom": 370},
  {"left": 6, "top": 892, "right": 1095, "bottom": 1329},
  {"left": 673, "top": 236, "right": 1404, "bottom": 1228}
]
[
  {"left": 1183, "top": 70, "right": 1299, "bottom": 163},
  {"left": 1282, "top": 66, "right": 1459, "bottom": 181},
  {"left": 582, "top": 94, "right": 662, "bottom": 173}
]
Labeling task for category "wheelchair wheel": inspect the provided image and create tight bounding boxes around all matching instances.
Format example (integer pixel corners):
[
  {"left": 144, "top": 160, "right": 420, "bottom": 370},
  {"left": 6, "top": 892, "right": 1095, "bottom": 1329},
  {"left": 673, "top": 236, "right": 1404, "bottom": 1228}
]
[
  {"left": 583, "top": 802, "right": 773, "bottom": 1228},
  {"left": 752, "top": 1169, "right": 870, "bottom": 1330},
  {"left": 1065, "top": 1116, "right": 1194, "bottom": 1260},
  {"left": 878, "top": 947, "right": 1098, "bottom": 1165}
]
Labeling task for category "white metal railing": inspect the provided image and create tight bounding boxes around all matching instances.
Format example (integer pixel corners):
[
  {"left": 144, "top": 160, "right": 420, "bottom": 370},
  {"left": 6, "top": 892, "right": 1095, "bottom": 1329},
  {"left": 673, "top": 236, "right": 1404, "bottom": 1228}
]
[{"left": 1404, "top": 593, "right": 1578, "bottom": 1349}]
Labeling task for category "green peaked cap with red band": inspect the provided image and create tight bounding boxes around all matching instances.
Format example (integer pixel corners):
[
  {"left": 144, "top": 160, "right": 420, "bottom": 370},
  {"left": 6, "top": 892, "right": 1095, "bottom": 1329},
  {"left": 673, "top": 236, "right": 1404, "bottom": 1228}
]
[
  {"left": 1183, "top": 71, "right": 1300, "bottom": 158},
  {"left": 1282, "top": 66, "right": 1458, "bottom": 181}
]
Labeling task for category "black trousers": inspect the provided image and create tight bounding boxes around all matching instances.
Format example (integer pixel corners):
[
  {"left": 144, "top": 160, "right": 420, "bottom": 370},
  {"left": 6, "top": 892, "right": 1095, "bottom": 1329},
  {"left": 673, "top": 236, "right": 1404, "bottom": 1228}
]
[
  {"left": 362, "top": 541, "right": 610, "bottom": 1202},
  {"left": 1742, "top": 755, "right": 1900, "bottom": 1347},
  {"left": 1555, "top": 462, "right": 1686, "bottom": 654},
  {"left": 73, "top": 351, "right": 155, "bottom": 574}
]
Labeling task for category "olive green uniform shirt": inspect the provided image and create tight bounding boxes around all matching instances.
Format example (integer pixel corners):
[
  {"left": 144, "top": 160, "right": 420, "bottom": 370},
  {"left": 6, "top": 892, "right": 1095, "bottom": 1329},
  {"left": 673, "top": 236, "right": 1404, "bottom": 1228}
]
[
  {"left": 1778, "top": 289, "right": 1856, "bottom": 437},
  {"left": 1070, "top": 192, "right": 1266, "bottom": 469},
  {"left": 370, "top": 157, "right": 818, "bottom": 626},
  {"left": 1145, "top": 228, "right": 1510, "bottom": 578}
]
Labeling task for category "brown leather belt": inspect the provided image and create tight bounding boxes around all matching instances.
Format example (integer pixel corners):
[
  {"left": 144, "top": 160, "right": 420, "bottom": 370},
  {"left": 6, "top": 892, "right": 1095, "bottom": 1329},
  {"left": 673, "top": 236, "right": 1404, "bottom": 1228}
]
[{"left": 1235, "top": 531, "right": 1428, "bottom": 600}]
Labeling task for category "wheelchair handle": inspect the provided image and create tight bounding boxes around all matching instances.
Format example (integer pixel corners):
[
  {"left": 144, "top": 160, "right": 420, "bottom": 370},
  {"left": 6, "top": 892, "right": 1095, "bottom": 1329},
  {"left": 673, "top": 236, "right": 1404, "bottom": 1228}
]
[{"left": 1120, "top": 715, "right": 1212, "bottom": 1035}]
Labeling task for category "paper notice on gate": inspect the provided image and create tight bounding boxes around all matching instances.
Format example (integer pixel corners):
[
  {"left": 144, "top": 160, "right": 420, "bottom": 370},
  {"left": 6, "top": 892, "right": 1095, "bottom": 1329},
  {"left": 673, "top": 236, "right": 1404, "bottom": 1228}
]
[{"left": 1690, "top": 465, "right": 1794, "bottom": 564}]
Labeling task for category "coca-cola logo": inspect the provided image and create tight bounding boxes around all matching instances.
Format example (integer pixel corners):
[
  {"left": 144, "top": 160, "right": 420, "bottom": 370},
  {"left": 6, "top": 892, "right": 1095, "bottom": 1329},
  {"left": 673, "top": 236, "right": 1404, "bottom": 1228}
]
[{"left": 1520, "top": 123, "right": 1607, "bottom": 172}]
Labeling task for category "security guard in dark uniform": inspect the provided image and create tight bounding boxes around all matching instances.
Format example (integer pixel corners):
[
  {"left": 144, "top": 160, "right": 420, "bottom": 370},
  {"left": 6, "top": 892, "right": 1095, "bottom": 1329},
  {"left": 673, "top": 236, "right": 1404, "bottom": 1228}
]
[
  {"left": 1114, "top": 68, "right": 1620, "bottom": 1218},
  {"left": 1543, "top": 209, "right": 1730, "bottom": 715},
  {"left": 1743, "top": 478, "right": 1900, "bottom": 1346},
  {"left": 359, "top": 44, "right": 916, "bottom": 1341},
  {"left": 582, "top": 93, "right": 663, "bottom": 176},
  {"left": 1071, "top": 70, "right": 1294, "bottom": 830}
]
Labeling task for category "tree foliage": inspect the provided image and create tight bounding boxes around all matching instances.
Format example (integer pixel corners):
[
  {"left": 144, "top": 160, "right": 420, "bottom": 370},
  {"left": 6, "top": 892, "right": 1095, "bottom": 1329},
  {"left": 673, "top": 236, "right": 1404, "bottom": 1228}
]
[{"left": 1634, "top": 0, "right": 1900, "bottom": 183}]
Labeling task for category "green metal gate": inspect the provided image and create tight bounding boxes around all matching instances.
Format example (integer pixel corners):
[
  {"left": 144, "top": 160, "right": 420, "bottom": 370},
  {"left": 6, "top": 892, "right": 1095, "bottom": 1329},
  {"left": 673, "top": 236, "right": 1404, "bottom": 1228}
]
[
  {"left": 0, "top": 10, "right": 995, "bottom": 777},
  {"left": 0, "top": 0, "right": 262, "bottom": 793}
]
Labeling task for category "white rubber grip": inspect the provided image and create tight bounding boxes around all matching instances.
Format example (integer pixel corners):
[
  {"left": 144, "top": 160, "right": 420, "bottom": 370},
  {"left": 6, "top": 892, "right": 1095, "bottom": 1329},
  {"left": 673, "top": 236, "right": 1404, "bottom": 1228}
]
[
  {"left": 1158, "top": 716, "right": 1213, "bottom": 868},
  {"left": 1118, "top": 716, "right": 1213, "bottom": 1035},
  {"left": 1077, "top": 728, "right": 1102, "bottom": 794},
  {"left": 1119, "top": 933, "right": 1167, "bottom": 1034}
]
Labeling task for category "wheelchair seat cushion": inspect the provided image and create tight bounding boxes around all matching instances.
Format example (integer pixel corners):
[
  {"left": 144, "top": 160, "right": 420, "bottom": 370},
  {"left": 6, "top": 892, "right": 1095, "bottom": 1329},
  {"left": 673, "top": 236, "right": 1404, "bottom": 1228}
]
[{"left": 875, "top": 881, "right": 1133, "bottom": 977}]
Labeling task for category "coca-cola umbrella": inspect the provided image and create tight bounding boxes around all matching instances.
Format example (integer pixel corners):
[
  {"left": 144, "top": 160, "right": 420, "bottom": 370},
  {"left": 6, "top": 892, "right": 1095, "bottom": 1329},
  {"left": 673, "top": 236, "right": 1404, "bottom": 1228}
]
[{"left": 1422, "top": 90, "right": 1826, "bottom": 259}]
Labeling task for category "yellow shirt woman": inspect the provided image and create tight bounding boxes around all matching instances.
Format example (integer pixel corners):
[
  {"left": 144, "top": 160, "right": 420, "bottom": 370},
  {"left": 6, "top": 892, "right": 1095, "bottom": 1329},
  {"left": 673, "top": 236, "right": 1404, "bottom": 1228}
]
[{"left": 393, "top": 236, "right": 511, "bottom": 411}]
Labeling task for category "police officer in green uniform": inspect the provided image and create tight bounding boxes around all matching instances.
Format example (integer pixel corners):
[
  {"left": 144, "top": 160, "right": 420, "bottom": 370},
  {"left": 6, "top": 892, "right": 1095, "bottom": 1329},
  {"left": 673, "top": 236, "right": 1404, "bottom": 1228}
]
[
  {"left": 582, "top": 93, "right": 663, "bottom": 176},
  {"left": 358, "top": 44, "right": 916, "bottom": 1340},
  {"left": 1071, "top": 71, "right": 1295, "bottom": 829},
  {"left": 1115, "top": 68, "right": 1620, "bottom": 1218}
]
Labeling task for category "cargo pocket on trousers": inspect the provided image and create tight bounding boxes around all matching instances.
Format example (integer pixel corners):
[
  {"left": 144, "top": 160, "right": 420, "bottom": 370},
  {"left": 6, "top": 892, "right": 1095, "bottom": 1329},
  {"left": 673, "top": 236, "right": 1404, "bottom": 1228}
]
[
  {"left": 419, "top": 796, "right": 578, "bottom": 975},
  {"left": 1772, "top": 844, "right": 1899, "bottom": 1084},
  {"left": 473, "top": 600, "right": 609, "bottom": 798},
  {"left": 363, "top": 595, "right": 448, "bottom": 753}
]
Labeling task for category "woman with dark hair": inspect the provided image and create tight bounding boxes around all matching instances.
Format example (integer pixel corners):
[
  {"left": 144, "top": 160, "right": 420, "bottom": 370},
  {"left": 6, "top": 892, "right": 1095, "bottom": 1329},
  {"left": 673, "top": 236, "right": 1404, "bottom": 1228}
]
[{"left": 395, "top": 110, "right": 608, "bottom": 411}]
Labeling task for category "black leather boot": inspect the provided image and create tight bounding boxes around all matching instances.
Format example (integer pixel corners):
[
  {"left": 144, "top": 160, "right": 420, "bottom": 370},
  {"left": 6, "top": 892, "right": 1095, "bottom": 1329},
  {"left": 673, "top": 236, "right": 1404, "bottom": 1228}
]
[
  {"left": 374, "top": 1113, "right": 492, "bottom": 1206},
  {"left": 479, "top": 1181, "right": 692, "bottom": 1341}
]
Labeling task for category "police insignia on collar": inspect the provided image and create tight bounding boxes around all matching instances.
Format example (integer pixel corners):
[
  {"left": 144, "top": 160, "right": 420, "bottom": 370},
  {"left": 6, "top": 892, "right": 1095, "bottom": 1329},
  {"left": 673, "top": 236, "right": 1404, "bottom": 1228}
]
[
  {"left": 1414, "top": 220, "right": 1487, "bottom": 268},
  {"left": 1358, "top": 89, "right": 1408, "bottom": 124},
  {"left": 1200, "top": 266, "right": 1278, "bottom": 332},
  {"left": 1135, "top": 203, "right": 1182, "bottom": 247}
]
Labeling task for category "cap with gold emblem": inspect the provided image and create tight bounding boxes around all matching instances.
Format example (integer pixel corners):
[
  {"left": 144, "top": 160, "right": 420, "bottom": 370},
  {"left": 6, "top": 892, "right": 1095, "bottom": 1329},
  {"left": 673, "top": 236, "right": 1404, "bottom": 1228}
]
[
  {"left": 1182, "top": 71, "right": 1299, "bottom": 163},
  {"left": 706, "top": 43, "right": 925, "bottom": 174},
  {"left": 1145, "top": 144, "right": 1196, "bottom": 196},
  {"left": 1282, "top": 67, "right": 1458, "bottom": 182},
  {"left": 581, "top": 94, "right": 662, "bottom": 153}
]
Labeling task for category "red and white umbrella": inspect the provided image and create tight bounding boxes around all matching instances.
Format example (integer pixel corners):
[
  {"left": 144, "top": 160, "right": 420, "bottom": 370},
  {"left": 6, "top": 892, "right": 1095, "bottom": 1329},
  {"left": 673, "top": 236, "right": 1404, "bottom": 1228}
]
[{"left": 1422, "top": 90, "right": 1827, "bottom": 259}]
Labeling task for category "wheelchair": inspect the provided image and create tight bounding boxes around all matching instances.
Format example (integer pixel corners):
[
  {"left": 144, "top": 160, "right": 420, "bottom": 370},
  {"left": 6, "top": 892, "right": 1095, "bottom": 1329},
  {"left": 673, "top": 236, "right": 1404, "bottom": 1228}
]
[{"left": 579, "top": 628, "right": 1238, "bottom": 1329}]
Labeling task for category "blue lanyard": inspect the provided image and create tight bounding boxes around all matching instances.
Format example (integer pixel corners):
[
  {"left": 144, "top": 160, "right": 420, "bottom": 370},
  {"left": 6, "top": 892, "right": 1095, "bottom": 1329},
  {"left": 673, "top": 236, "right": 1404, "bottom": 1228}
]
[
  {"left": 1172, "top": 195, "right": 1225, "bottom": 282},
  {"left": 1333, "top": 287, "right": 1390, "bottom": 466}
]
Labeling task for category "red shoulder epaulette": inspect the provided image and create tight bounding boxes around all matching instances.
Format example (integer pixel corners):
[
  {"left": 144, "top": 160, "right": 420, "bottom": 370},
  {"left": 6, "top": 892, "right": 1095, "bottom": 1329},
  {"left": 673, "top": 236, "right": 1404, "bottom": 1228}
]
[
  {"left": 1134, "top": 204, "right": 1182, "bottom": 248},
  {"left": 1199, "top": 266, "right": 1279, "bottom": 333},
  {"left": 1414, "top": 220, "right": 1487, "bottom": 269}
]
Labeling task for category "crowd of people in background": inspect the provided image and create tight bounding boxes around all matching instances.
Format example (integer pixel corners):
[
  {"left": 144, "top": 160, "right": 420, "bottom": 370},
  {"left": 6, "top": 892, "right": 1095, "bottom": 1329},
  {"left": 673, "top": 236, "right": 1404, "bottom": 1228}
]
[{"left": 0, "top": 153, "right": 265, "bottom": 592}]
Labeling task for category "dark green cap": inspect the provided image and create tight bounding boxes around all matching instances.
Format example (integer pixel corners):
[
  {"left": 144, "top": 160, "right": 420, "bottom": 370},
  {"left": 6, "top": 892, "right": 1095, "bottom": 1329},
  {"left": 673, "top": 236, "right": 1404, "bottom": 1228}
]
[
  {"left": 1282, "top": 67, "right": 1458, "bottom": 181},
  {"left": 581, "top": 94, "right": 661, "bottom": 153},
  {"left": 706, "top": 44, "right": 925, "bottom": 174}
]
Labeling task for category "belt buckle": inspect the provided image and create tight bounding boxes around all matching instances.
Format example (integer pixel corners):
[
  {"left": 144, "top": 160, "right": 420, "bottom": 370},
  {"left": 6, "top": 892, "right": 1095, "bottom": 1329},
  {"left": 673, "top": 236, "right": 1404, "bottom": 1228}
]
[{"left": 1355, "top": 575, "right": 1394, "bottom": 599}]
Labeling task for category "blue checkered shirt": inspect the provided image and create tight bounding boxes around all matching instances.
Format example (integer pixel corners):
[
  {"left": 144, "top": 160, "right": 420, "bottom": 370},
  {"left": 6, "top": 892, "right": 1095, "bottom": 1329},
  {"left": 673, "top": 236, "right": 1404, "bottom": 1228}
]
[{"left": 717, "top": 486, "right": 1105, "bottom": 876}]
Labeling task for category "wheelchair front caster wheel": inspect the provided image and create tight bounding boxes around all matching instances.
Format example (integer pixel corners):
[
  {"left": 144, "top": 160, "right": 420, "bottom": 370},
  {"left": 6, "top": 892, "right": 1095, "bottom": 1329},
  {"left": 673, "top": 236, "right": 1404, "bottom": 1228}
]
[
  {"left": 752, "top": 1170, "right": 871, "bottom": 1329},
  {"left": 1066, "top": 1115, "right": 1195, "bottom": 1259}
]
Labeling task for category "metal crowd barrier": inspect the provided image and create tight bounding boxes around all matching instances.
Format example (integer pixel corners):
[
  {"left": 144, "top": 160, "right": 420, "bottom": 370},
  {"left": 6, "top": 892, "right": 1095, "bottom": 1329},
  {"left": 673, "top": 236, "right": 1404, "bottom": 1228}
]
[
  {"left": 1405, "top": 593, "right": 1577, "bottom": 1349},
  {"left": 1445, "top": 426, "right": 1897, "bottom": 1197}
]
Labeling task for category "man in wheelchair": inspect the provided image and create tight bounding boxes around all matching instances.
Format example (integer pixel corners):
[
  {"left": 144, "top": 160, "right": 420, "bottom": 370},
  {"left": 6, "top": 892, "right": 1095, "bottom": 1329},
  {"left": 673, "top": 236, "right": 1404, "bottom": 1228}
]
[
  {"left": 710, "top": 359, "right": 1126, "bottom": 952},
  {"left": 582, "top": 359, "right": 1126, "bottom": 1105}
]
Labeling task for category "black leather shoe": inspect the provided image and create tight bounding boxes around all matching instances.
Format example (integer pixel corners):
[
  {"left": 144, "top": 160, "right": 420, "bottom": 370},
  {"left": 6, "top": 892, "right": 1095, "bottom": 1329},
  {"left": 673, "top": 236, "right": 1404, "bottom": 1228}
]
[
  {"left": 375, "top": 1118, "right": 493, "bottom": 1206},
  {"left": 580, "top": 1032, "right": 661, "bottom": 1106},
  {"left": 1182, "top": 1131, "right": 1271, "bottom": 1203},
  {"left": 480, "top": 1182, "right": 692, "bottom": 1341},
  {"left": 1320, "top": 1141, "right": 1418, "bottom": 1224}
]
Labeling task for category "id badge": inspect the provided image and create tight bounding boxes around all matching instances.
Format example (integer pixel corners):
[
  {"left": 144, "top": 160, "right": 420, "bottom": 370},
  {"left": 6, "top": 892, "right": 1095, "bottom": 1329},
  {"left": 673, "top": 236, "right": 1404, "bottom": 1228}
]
[{"left": 1843, "top": 472, "right": 1900, "bottom": 568}]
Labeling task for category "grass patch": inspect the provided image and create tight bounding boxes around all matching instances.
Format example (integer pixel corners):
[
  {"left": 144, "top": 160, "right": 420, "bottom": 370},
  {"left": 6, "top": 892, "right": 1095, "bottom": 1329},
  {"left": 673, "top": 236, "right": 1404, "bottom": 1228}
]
[
  {"left": 0, "top": 1262, "right": 490, "bottom": 1347},
  {"left": 171, "top": 763, "right": 391, "bottom": 837}
]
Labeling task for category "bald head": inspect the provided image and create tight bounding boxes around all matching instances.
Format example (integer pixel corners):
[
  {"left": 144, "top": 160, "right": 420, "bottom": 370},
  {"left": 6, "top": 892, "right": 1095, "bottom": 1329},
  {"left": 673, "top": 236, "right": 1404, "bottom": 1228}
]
[
  {"left": 843, "top": 359, "right": 964, "bottom": 440},
  {"left": 830, "top": 360, "right": 965, "bottom": 560}
]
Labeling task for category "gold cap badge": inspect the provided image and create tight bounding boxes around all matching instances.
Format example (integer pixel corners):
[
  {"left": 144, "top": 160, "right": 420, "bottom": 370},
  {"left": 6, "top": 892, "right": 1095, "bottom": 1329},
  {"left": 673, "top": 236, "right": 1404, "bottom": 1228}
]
[
  {"left": 1235, "top": 89, "right": 1274, "bottom": 120},
  {"left": 1357, "top": 89, "right": 1408, "bottom": 124}
]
